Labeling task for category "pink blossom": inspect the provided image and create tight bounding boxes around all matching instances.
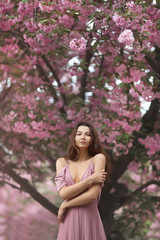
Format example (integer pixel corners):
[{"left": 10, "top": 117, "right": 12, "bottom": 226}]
[
  {"left": 59, "top": 14, "right": 74, "bottom": 28},
  {"left": 115, "top": 64, "right": 126, "bottom": 77},
  {"left": 38, "top": 23, "right": 56, "bottom": 34},
  {"left": 23, "top": 34, "right": 37, "bottom": 48},
  {"left": 28, "top": 111, "right": 36, "bottom": 119},
  {"left": 68, "top": 67, "right": 84, "bottom": 78},
  {"left": 121, "top": 76, "right": 132, "bottom": 83},
  {"left": 153, "top": 159, "right": 160, "bottom": 171},
  {"left": 30, "top": 121, "right": 43, "bottom": 130},
  {"left": 128, "top": 161, "right": 141, "bottom": 171},
  {"left": 126, "top": 1, "right": 135, "bottom": 9},
  {"left": 38, "top": 2, "right": 55, "bottom": 13},
  {"left": 130, "top": 172, "right": 141, "bottom": 183},
  {"left": 60, "top": 73, "right": 72, "bottom": 83},
  {"left": 112, "top": 13, "right": 127, "bottom": 28},
  {"left": 67, "top": 109, "right": 76, "bottom": 120},
  {"left": 12, "top": 121, "right": 30, "bottom": 134},
  {"left": 138, "top": 134, "right": 160, "bottom": 155},
  {"left": 9, "top": 111, "right": 17, "bottom": 119},
  {"left": 135, "top": 83, "right": 157, "bottom": 102},
  {"left": 61, "top": 0, "right": 81, "bottom": 10},
  {"left": 79, "top": 4, "right": 96, "bottom": 18},
  {"left": 17, "top": 2, "right": 34, "bottom": 20},
  {"left": 0, "top": 0, "right": 14, "bottom": 14},
  {"left": 25, "top": 18, "right": 39, "bottom": 32},
  {"left": 54, "top": 100, "right": 63, "bottom": 108},
  {"left": 70, "top": 37, "right": 87, "bottom": 52},
  {"left": 130, "top": 68, "right": 146, "bottom": 82},
  {"left": 0, "top": 18, "right": 16, "bottom": 31},
  {"left": 118, "top": 29, "right": 135, "bottom": 46}
]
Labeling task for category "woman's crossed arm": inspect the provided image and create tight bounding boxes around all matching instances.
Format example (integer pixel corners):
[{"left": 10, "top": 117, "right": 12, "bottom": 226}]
[
  {"left": 56, "top": 154, "right": 106, "bottom": 201},
  {"left": 57, "top": 154, "right": 106, "bottom": 222}
]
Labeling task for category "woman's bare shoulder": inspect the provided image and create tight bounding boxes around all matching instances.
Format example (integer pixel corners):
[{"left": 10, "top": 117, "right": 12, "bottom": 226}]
[
  {"left": 56, "top": 157, "right": 67, "bottom": 168},
  {"left": 94, "top": 153, "right": 106, "bottom": 161},
  {"left": 93, "top": 154, "right": 106, "bottom": 167}
]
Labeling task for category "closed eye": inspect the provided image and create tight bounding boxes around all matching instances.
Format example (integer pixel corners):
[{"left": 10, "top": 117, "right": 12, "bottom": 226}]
[{"left": 76, "top": 133, "right": 91, "bottom": 136}]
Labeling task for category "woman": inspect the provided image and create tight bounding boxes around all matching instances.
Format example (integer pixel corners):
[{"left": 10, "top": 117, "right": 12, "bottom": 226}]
[{"left": 54, "top": 121, "right": 111, "bottom": 240}]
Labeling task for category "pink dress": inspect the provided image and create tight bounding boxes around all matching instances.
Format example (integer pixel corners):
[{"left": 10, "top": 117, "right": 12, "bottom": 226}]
[{"left": 54, "top": 158, "right": 107, "bottom": 240}]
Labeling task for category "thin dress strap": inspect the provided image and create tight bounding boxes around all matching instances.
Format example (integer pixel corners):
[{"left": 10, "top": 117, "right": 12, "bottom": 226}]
[
  {"left": 91, "top": 156, "right": 94, "bottom": 163},
  {"left": 66, "top": 159, "right": 69, "bottom": 164}
]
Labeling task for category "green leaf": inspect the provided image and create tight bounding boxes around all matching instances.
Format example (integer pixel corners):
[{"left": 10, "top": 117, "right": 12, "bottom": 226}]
[
  {"left": 50, "top": 19, "right": 56, "bottom": 23},
  {"left": 142, "top": 31, "right": 151, "bottom": 36},
  {"left": 39, "top": 19, "right": 49, "bottom": 24},
  {"left": 92, "top": 40, "right": 99, "bottom": 49},
  {"left": 87, "top": 13, "right": 95, "bottom": 19}
]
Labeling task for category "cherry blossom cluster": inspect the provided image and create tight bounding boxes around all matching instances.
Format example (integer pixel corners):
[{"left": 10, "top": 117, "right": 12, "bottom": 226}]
[
  {"left": 118, "top": 29, "right": 135, "bottom": 46},
  {"left": 112, "top": 13, "right": 127, "bottom": 28},
  {"left": 58, "top": 14, "right": 74, "bottom": 28},
  {"left": 70, "top": 37, "right": 87, "bottom": 52},
  {"left": 138, "top": 134, "right": 160, "bottom": 156}
]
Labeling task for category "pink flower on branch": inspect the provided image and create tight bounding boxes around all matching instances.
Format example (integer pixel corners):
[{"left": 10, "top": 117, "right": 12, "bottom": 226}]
[
  {"left": 62, "top": 0, "right": 81, "bottom": 10},
  {"left": 112, "top": 13, "right": 127, "bottom": 28},
  {"left": 0, "top": 0, "right": 14, "bottom": 14},
  {"left": 126, "top": 1, "right": 135, "bottom": 9},
  {"left": 70, "top": 37, "right": 87, "bottom": 52},
  {"left": 38, "top": 2, "right": 55, "bottom": 13},
  {"left": 58, "top": 14, "right": 74, "bottom": 28},
  {"left": 118, "top": 29, "right": 135, "bottom": 46},
  {"left": 28, "top": 111, "right": 36, "bottom": 119},
  {"left": 138, "top": 134, "right": 160, "bottom": 156}
]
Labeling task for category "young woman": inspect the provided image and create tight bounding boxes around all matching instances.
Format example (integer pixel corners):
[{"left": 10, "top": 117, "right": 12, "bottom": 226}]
[{"left": 54, "top": 121, "right": 111, "bottom": 240}]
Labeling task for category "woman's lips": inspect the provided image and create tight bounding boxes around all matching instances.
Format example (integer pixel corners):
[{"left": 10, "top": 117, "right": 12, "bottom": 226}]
[{"left": 79, "top": 141, "right": 86, "bottom": 144}]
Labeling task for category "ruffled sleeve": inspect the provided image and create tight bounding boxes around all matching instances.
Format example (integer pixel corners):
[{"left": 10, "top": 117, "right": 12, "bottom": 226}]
[{"left": 54, "top": 165, "right": 67, "bottom": 192}]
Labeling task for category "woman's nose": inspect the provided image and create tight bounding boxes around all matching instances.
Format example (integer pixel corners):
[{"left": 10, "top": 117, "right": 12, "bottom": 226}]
[{"left": 80, "top": 134, "right": 85, "bottom": 139}]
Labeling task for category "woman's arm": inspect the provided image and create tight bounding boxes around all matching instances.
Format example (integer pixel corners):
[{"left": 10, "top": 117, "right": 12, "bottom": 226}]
[
  {"left": 58, "top": 154, "right": 106, "bottom": 221},
  {"left": 58, "top": 184, "right": 101, "bottom": 222},
  {"left": 56, "top": 157, "right": 106, "bottom": 200}
]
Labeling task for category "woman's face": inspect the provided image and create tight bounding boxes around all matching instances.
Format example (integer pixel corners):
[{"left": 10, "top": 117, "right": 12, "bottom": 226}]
[{"left": 75, "top": 125, "right": 91, "bottom": 149}]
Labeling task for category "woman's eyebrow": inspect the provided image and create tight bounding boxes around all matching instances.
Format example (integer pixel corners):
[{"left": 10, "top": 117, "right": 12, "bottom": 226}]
[{"left": 76, "top": 131, "right": 91, "bottom": 133}]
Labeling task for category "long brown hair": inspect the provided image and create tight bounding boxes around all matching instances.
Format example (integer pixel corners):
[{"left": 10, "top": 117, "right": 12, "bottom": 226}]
[{"left": 65, "top": 121, "right": 111, "bottom": 182}]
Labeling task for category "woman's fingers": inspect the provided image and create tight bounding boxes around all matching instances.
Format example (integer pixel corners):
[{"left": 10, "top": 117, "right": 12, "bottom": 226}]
[
  {"left": 58, "top": 215, "right": 63, "bottom": 223},
  {"left": 91, "top": 170, "right": 107, "bottom": 183},
  {"left": 58, "top": 213, "right": 63, "bottom": 222},
  {"left": 99, "top": 170, "right": 107, "bottom": 182}
]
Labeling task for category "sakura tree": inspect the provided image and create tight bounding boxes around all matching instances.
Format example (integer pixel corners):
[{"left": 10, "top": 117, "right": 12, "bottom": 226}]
[{"left": 0, "top": 0, "right": 160, "bottom": 239}]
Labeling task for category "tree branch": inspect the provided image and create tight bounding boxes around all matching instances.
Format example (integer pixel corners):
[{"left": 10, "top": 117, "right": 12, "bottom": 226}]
[
  {"left": 16, "top": 46, "right": 29, "bottom": 62},
  {"left": 0, "top": 29, "right": 24, "bottom": 39},
  {"left": 79, "top": 39, "right": 93, "bottom": 100},
  {"left": 0, "top": 85, "right": 13, "bottom": 104},
  {"left": 141, "top": 98, "right": 159, "bottom": 133},
  {"left": 118, "top": 179, "right": 160, "bottom": 207},
  {"left": 36, "top": 63, "right": 58, "bottom": 101},
  {"left": 0, "top": 158, "right": 58, "bottom": 215},
  {"left": 41, "top": 55, "right": 68, "bottom": 105},
  {"left": 36, "top": 62, "right": 66, "bottom": 115},
  {"left": 98, "top": 55, "right": 104, "bottom": 77},
  {"left": 145, "top": 46, "right": 160, "bottom": 79},
  {"left": 0, "top": 180, "right": 21, "bottom": 190}
]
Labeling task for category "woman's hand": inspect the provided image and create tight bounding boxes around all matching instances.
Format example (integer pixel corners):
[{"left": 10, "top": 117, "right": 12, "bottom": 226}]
[
  {"left": 58, "top": 201, "right": 68, "bottom": 222},
  {"left": 89, "top": 170, "right": 107, "bottom": 184}
]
